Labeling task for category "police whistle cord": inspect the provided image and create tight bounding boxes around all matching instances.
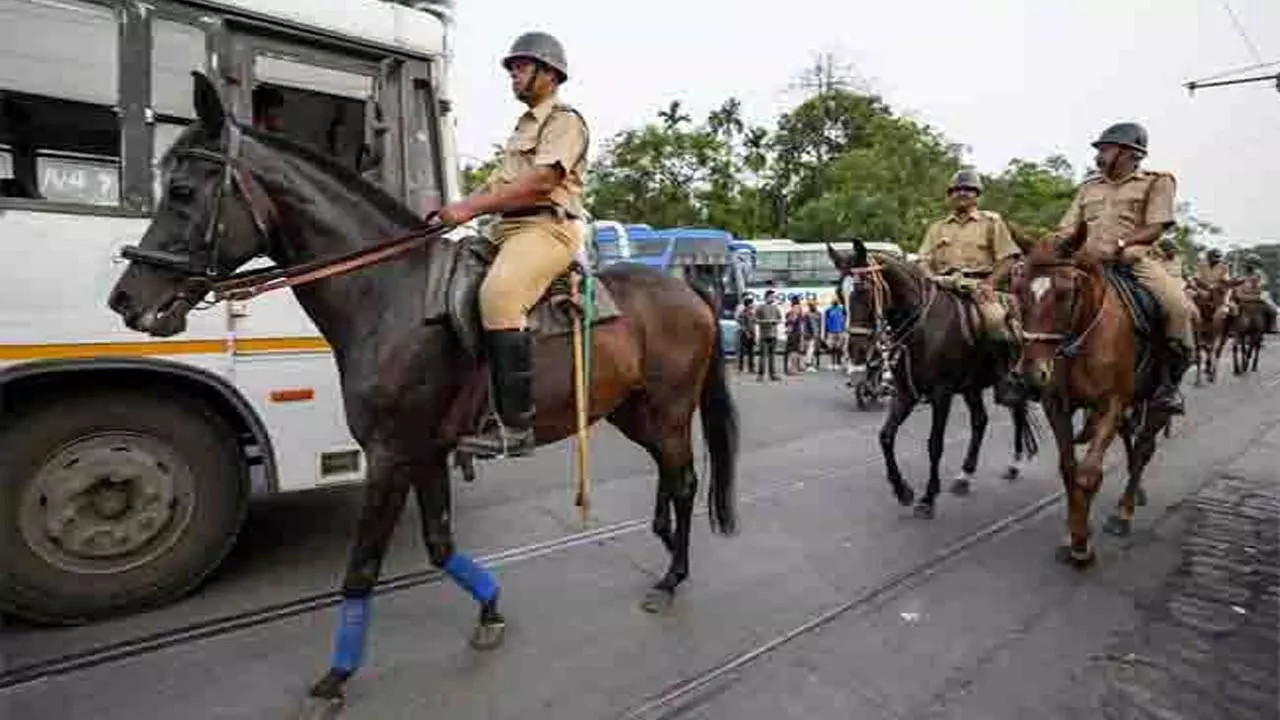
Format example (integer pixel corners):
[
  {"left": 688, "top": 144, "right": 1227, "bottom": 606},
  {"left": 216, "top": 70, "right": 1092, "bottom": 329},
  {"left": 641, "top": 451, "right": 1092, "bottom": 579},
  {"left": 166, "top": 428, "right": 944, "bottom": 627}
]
[{"left": 198, "top": 220, "right": 455, "bottom": 303}]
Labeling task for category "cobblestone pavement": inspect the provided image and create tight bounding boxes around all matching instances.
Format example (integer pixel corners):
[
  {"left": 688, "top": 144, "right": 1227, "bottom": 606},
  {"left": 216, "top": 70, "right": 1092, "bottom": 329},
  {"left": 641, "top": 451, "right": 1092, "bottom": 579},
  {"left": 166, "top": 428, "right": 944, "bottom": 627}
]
[{"left": 1086, "top": 473, "right": 1279, "bottom": 720}]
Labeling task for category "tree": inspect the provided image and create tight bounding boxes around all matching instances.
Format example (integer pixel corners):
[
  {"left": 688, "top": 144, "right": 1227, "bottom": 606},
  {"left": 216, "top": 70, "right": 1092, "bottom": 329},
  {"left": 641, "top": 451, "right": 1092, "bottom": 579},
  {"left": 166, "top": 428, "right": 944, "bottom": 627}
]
[
  {"left": 979, "top": 155, "right": 1079, "bottom": 238},
  {"left": 783, "top": 111, "right": 962, "bottom": 246},
  {"left": 460, "top": 144, "right": 502, "bottom": 195},
  {"left": 586, "top": 98, "right": 776, "bottom": 237}
]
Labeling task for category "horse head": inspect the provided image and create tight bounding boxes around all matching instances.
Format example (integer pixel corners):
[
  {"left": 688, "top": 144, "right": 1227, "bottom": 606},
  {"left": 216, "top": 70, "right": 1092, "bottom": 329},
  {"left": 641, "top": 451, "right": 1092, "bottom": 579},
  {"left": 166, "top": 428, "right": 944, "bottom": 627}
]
[
  {"left": 108, "top": 72, "right": 283, "bottom": 336},
  {"left": 827, "top": 238, "right": 877, "bottom": 334},
  {"left": 109, "top": 72, "right": 420, "bottom": 339},
  {"left": 1014, "top": 230, "right": 1102, "bottom": 395}
]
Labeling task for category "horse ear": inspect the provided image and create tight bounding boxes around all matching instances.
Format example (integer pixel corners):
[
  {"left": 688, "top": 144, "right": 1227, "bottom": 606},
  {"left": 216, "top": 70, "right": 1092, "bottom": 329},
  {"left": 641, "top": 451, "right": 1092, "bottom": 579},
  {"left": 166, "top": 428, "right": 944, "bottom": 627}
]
[
  {"left": 852, "top": 238, "right": 868, "bottom": 267},
  {"left": 191, "top": 71, "right": 227, "bottom": 136},
  {"left": 826, "top": 242, "right": 845, "bottom": 269}
]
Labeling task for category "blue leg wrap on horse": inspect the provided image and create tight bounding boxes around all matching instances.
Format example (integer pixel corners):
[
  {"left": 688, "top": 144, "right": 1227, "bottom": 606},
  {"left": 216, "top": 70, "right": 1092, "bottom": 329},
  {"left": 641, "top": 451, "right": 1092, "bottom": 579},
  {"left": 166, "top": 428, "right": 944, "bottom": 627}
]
[
  {"left": 330, "top": 596, "right": 371, "bottom": 672},
  {"left": 443, "top": 552, "right": 499, "bottom": 605}
]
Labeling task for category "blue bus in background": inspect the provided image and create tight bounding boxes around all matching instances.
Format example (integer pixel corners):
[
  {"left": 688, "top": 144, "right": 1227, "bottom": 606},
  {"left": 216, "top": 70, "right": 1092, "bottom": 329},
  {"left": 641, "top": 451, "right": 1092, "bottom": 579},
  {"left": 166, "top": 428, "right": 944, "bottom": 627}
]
[{"left": 591, "top": 222, "right": 749, "bottom": 357}]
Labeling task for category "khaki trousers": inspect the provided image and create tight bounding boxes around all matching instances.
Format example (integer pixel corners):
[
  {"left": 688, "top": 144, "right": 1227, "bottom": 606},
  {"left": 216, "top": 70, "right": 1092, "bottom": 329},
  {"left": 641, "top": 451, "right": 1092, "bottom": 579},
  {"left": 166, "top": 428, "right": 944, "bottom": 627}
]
[
  {"left": 1129, "top": 254, "right": 1194, "bottom": 348},
  {"left": 934, "top": 275, "right": 1020, "bottom": 343},
  {"left": 479, "top": 217, "right": 583, "bottom": 330}
]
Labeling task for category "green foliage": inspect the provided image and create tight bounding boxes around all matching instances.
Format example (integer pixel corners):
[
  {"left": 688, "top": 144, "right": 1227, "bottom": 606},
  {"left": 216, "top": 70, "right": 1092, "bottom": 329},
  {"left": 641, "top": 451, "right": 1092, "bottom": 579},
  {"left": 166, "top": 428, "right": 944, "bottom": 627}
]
[{"left": 460, "top": 52, "right": 1221, "bottom": 252}]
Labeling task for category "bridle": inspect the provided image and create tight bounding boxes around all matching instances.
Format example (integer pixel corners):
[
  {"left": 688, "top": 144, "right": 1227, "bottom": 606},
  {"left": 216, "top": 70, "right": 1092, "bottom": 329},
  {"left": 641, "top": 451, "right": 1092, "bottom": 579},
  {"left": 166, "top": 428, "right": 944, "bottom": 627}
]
[
  {"left": 119, "top": 121, "right": 451, "bottom": 305},
  {"left": 1019, "top": 263, "right": 1103, "bottom": 359}
]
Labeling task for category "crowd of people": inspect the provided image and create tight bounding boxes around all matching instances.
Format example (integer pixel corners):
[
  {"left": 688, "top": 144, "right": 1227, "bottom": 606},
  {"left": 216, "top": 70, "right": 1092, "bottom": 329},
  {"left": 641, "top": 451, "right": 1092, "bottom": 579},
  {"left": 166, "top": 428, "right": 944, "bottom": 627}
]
[{"left": 734, "top": 290, "right": 850, "bottom": 381}]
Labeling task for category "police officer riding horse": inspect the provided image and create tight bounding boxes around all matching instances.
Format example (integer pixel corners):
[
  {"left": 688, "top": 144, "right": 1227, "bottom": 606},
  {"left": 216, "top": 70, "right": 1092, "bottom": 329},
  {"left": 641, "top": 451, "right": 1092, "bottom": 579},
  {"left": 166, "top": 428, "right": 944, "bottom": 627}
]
[
  {"left": 436, "top": 31, "right": 590, "bottom": 459},
  {"left": 916, "top": 168, "right": 1024, "bottom": 369}
]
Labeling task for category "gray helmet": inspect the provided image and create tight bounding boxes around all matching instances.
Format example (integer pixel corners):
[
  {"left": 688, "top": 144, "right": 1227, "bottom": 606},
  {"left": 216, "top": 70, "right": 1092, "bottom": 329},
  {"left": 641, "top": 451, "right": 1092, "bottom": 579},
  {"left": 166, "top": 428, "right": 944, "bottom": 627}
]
[
  {"left": 1158, "top": 236, "right": 1177, "bottom": 252},
  {"left": 502, "top": 31, "right": 569, "bottom": 82},
  {"left": 948, "top": 168, "right": 982, "bottom": 194},
  {"left": 1207, "top": 248, "right": 1223, "bottom": 261},
  {"left": 1092, "top": 122, "right": 1148, "bottom": 155}
]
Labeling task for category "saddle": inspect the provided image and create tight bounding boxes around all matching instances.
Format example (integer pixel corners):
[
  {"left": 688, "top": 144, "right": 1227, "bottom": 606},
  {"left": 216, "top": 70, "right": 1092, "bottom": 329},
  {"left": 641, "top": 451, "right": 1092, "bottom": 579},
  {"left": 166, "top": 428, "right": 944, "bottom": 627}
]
[
  {"left": 1101, "top": 263, "right": 1163, "bottom": 339},
  {"left": 421, "top": 233, "right": 623, "bottom": 358},
  {"left": 1102, "top": 262, "right": 1166, "bottom": 399}
]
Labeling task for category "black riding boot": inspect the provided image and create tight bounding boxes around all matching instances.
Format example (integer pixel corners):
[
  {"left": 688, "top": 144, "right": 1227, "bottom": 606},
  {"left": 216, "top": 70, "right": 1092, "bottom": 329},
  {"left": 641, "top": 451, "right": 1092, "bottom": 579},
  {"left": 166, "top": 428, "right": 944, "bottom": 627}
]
[
  {"left": 1151, "top": 340, "right": 1191, "bottom": 416},
  {"left": 457, "top": 329, "right": 537, "bottom": 459}
]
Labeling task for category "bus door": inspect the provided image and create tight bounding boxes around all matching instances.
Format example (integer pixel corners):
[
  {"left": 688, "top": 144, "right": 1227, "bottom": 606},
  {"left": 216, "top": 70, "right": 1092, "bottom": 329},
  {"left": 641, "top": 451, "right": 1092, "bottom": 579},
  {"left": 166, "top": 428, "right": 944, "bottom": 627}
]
[{"left": 213, "top": 29, "right": 434, "bottom": 488}]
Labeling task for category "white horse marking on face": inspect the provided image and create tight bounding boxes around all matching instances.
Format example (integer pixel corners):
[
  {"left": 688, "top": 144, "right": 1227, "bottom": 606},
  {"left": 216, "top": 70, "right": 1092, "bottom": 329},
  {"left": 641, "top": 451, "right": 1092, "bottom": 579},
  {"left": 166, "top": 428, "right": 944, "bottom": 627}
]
[{"left": 1030, "top": 276, "right": 1051, "bottom": 303}]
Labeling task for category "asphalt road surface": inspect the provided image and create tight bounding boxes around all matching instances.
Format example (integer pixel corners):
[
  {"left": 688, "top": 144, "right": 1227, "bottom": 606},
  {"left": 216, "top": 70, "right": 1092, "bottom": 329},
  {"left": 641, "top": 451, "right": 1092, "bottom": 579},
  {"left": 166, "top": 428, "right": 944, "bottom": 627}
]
[{"left": 3, "top": 355, "right": 1278, "bottom": 720}]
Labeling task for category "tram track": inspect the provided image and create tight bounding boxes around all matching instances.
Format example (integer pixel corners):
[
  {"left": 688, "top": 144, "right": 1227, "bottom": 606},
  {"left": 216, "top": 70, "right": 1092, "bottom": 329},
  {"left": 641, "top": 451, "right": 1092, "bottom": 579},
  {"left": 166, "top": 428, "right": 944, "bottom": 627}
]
[
  {"left": 617, "top": 379, "right": 1279, "bottom": 720},
  {"left": 0, "top": 475, "right": 819, "bottom": 693},
  {"left": 3, "top": 366, "right": 1269, "bottom": 702}
]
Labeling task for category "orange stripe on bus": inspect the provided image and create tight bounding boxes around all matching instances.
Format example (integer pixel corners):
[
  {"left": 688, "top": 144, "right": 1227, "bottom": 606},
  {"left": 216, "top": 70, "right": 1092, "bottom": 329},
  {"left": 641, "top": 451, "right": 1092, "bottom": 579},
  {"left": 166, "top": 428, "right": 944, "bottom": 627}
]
[
  {"left": 269, "top": 388, "right": 316, "bottom": 403},
  {"left": 0, "top": 336, "right": 331, "bottom": 361}
]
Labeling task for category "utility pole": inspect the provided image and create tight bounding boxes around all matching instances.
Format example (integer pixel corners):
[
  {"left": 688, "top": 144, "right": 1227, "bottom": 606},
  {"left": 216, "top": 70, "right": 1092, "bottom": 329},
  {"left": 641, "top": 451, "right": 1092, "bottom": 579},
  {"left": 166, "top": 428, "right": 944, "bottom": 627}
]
[{"left": 1185, "top": 71, "right": 1280, "bottom": 96}]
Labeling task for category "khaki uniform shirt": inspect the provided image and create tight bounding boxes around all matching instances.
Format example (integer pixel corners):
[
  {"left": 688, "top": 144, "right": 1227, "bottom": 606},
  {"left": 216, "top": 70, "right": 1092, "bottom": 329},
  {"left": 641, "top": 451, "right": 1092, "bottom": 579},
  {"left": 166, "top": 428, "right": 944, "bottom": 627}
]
[
  {"left": 487, "top": 93, "right": 588, "bottom": 218},
  {"left": 1235, "top": 275, "right": 1264, "bottom": 302},
  {"left": 1194, "top": 261, "right": 1231, "bottom": 287},
  {"left": 917, "top": 208, "right": 1020, "bottom": 276},
  {"left": 1057, "top": 170, "right": 1176, "bottom": 258}
]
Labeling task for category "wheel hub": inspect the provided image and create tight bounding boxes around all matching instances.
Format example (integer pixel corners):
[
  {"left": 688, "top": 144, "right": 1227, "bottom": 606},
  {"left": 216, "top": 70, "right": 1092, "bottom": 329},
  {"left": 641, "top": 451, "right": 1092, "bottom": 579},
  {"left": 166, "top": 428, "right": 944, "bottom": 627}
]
[{"left": 19, "top": 433, "right": 195, "bottom": 573}]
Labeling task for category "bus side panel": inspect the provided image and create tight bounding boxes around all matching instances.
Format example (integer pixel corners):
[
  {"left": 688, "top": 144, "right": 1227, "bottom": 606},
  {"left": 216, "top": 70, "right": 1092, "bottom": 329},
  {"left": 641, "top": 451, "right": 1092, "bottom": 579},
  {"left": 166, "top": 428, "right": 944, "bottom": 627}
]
[
  {"left": 224, "top": 282, "right": 364, "bottom": 493},
  {"left": 0, "top": 212, "right": 228, "bottom": 347}
]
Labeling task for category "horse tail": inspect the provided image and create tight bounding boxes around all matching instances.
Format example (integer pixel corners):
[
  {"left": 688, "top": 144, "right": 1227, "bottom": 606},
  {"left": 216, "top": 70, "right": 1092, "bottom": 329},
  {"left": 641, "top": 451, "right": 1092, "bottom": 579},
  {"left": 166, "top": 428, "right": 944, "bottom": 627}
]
[
  {"left": 1011, "top": 399, "right": 1040, "bottom": 459},
  {"left": 691, "top": 283, "right": 740, "bottom": 536}
]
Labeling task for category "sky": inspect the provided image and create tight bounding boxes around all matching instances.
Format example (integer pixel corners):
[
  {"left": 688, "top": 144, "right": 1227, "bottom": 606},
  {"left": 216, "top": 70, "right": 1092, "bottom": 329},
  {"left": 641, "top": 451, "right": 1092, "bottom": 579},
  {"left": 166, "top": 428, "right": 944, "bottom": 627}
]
[{"left": 444, "top": 0, "right": 1280, "bottom": 246}]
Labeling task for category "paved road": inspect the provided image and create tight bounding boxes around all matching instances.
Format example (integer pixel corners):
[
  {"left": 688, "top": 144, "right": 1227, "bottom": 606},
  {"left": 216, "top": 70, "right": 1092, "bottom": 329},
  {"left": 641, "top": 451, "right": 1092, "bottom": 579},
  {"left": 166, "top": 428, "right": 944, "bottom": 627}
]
[{"left": 2, "top": 357, "right": 1277, "bottom": 720}]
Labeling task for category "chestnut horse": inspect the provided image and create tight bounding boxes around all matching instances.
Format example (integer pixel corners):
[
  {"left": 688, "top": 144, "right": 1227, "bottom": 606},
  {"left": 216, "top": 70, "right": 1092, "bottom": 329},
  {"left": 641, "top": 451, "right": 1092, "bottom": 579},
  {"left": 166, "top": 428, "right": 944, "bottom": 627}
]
[
  {"left": 1188, "top": 281, "right": 1232, "bottom": 384},
  {"left": 1012, "top": 232, "right": 1175, "bottom": 568},
  {"left": 106, "top": 73, "right": 739, "bottom": 714}
]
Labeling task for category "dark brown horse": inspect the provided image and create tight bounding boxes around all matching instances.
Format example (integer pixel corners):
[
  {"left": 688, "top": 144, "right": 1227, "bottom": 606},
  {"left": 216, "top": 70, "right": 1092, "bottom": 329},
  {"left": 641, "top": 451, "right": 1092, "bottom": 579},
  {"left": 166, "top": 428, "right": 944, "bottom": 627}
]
[
  {"left": 1012, "top": 232, "right": 1175, "bottom": 568},
  {"left": 828, "top": 240, "right": 1039, "bottom": 519},
  {"left": 106, "top": 73, "right": 739, "bottom": 714},
  {"left": 1231, "top": 299, "right": 1268, "bottom": 374},
  {"left": 1188, "top": 281, "right": 1231, "bottom": 384}
]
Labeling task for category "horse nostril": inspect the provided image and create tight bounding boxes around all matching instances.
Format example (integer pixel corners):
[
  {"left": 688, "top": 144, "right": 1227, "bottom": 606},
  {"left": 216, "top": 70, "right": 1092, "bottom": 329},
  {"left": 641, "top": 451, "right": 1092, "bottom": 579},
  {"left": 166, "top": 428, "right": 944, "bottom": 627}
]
[{"left": 109, "top": 289, "right": 132, "bottom": 313}]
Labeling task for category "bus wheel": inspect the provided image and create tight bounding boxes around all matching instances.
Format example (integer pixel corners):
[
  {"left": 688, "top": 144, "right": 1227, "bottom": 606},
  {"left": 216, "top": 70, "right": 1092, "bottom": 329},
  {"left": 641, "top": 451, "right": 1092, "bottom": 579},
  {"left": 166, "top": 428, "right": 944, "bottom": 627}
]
[{"left": 0, "top": 390, "right": 248, "bottom": 625}]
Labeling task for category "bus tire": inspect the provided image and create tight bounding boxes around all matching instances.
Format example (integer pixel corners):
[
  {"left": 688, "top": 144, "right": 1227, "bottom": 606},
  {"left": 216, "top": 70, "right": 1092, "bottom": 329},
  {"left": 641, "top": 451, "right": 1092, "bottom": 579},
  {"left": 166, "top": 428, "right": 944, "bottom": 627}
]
[{"left": 0, "top": 390, "right": 248, "bottom": 625}]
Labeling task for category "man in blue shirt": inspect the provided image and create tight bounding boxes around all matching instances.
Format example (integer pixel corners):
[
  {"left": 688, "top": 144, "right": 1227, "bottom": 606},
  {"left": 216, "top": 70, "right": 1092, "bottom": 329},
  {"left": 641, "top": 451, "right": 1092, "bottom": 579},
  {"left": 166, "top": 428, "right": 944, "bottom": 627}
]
[{"left": 824, "top": 298, "right": 847, "bottom": 369}]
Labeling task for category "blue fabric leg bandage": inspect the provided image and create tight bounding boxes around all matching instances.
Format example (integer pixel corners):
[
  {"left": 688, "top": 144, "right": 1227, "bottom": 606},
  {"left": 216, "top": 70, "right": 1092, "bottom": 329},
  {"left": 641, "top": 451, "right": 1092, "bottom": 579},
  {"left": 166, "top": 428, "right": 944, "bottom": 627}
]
[
  {"left": 443, "top": 552, "right": 499, "bottom": 605},
  {"left": 330, "top": 595, "right": 371, "bottom": 673}
]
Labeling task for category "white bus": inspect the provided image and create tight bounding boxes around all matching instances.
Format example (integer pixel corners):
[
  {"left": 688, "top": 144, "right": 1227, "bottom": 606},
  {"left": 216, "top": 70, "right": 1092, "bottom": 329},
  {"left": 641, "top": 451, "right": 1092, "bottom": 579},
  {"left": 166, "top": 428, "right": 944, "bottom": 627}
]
[{"left": 0, "top": 0, "right": 460, "bottom": 624}]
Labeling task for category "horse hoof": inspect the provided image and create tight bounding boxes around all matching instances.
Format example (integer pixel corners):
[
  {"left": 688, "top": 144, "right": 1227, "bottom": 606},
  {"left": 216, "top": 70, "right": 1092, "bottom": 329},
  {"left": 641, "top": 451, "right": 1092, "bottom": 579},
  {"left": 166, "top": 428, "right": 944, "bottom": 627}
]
[
  {"left": 1103, "top": 515, "right": 1132, "bottom": 537},
  {"left": 641, "top": 587, "right": 675, "bottom": 614},
  {"left": 1054, "top": 545, "right": 1096, "bottom": 569},
  {"left": 1135, "top": 488, "right": 1148, "bottom": 507},
  {"left": 1001, "top": 465, "right": 1021, "bottom": 482},
  {"left": 469, "top": 617, "right": 506, "bottom": 651},
  {"left": 912, "top": 502, "right": 935, "bottom": 520},
  {"left": 893, "top": 485, "right": 915, "bottom": 507},
  {"left": 949, "top": 478, "right": 972, "bottom": 496},
  {"left": 297, "top": 695, "right": 345, "bottom": 720}
]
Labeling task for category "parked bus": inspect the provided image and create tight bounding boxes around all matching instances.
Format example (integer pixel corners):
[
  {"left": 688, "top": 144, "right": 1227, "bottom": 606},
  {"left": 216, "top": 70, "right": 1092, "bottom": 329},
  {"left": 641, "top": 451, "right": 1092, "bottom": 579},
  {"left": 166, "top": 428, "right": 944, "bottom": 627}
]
[
  {"left": 0, "top": 0, "right": 460, "bottom": 624},
  {"left": 593, "top": 223, "right": 748, "bottom": 355},
  {"left": 738, "top": 238, "right": 906, "bottom": 347}
]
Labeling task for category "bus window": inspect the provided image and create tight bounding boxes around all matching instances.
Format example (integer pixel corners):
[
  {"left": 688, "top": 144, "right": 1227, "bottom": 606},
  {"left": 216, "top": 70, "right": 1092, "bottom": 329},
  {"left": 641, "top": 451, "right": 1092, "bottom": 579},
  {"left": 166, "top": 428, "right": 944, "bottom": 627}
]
[
  {"left": 0, "top": 0, "right": 119, "bottom": 206},
  {"left": 151, "top": 18, "right": 208, "bottom": 208},
  {"left": 251, "top": 53, "right": 375, "bottom": 175}
]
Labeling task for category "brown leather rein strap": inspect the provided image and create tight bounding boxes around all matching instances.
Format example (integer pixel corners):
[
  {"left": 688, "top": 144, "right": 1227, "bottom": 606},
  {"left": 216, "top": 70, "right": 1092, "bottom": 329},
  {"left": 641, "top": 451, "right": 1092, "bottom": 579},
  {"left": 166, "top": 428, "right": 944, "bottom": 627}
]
[{"left": 206, "top": 223, "right": 453, "bottom": 303}]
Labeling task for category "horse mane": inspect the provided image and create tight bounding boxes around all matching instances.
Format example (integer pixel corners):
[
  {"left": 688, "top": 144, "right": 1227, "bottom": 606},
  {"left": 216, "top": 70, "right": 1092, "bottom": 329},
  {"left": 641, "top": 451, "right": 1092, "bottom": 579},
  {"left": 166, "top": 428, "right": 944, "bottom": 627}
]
[{"left": 241, "top": 124, "right": 424, "bottom": 228}]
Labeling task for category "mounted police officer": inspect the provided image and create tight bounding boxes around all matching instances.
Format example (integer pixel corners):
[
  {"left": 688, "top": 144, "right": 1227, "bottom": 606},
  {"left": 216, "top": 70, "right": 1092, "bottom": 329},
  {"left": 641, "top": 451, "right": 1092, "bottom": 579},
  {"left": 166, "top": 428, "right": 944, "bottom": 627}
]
[
  {"left": 1057, "top": 122, "right": 1193, "bottom": 414},
  {"left": 916, "top": 168, "right": 1023, "bottom": 353},
  {"left": 436, "top": 31, "right": 590, "bottom": 458},
  {"left": 1190, "top": 248, "right": 1234, "bottom": 323},
  {"left": 1235, "top": 254, "right": 1278, "bottom": 335}
]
